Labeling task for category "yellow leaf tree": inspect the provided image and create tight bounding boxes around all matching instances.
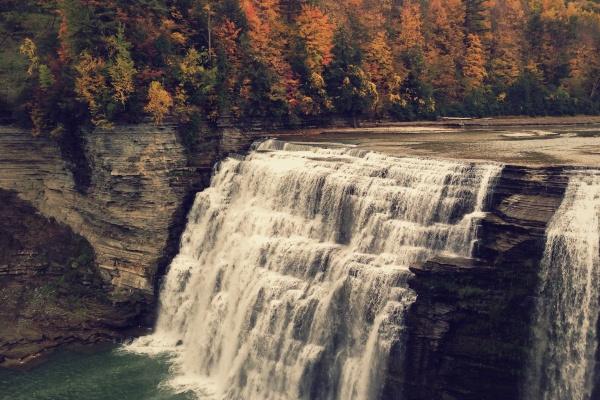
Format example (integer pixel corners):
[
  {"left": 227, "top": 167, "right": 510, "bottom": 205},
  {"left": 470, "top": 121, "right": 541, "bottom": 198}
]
[
  {"left": 19, "top": 38, "right": 39, "bottom": 76},
  {"left": 106, "top": 26, "right": 137, "bottom": 105},
  {"left": 424, "top": 0, "right": 465, "bottom": 99},
  {"left": 295, "top": 4, "right": 335, "bottom": 115},
  {"left": 145, "top": 81, "right": 173, "bottom": 124},
  {"left": 296, "top": 5, "right": 334, "bottom": 73},
  {"left": 241, "top": 0, "right": 298, "bottom": 106},
  {"left": 75, "top": 51, "right": 111, "bottom": 127},
  {"left": 565, "top": 11, "right": 600, "bottom": 100},
  {"left": 215, "top": 18, "right": 242, "bottom": 94},
  {"left": 489, "top": 0, "right": 525, "bottom": 86},
  {"left": 364, "top": 31, "right": 398, "bottom": 113},
  {"left": 396, "top": 0, "right": 425, "bottom": 55}
]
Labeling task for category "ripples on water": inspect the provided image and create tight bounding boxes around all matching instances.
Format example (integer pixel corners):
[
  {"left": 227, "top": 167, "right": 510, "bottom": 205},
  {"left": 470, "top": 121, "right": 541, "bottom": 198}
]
[{"left": 0, "top": 345, "right": 195, "bottom": 400}]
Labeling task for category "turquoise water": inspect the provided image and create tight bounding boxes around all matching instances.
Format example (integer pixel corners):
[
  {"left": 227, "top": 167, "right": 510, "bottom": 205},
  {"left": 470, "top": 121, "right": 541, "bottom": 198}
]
[{"left": 0, "top": 345, "right": 193, "bottom": 400}]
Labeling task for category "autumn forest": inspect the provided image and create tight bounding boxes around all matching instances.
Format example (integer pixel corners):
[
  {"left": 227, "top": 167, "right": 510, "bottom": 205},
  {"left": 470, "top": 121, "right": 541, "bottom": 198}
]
[{"left": 1, "top": 0, "right": 600, "bottom": 135}]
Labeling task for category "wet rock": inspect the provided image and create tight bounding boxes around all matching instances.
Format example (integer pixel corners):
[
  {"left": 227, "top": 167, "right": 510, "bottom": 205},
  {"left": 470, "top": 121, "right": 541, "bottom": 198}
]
[{"left": 395, "top": 165, "right": 569, "bottom": 400}]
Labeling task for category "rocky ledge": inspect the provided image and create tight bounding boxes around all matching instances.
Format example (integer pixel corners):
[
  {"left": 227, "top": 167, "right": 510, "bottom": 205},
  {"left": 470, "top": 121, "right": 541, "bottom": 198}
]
[
  {"left": 0, "top": 125, "right": 221, "bottom": 293},
  {"left": 0, "top": 124, "right": 222, "bottom": 363},
  {"left": 0, "top": 123, "right": 258, "bottom": 363},
  {"left": 0, "top": 189, "right": 144, "bottom": 366},
  {"left": 385, "top": 165, "right": 569, "bottom": 400}
]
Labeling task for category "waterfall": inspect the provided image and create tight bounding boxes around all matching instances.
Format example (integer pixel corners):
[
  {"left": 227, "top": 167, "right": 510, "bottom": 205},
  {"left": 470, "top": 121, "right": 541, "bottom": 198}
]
[
  {"left": 526, "top": 170, "right": 600, "bottom": 400},
  {"left": 129, "top": 140, "right": 501, "bottom": 400}
]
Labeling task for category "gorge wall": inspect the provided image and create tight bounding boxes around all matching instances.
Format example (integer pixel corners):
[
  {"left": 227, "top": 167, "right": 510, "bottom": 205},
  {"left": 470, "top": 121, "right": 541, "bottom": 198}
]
[
  {"left": 0, "top": 123, "right": 253, "bottom": 364},
  {"left": 1, "top": 125, "right": 597, "bottom": 399},
  {"left": 0, "top": 124, "right": 225, "bottom": 294},
  {"left": 394, "top": 166, "right": 570, "bottom": 400},
  {"left": 0, "top": 188, "right": 139, "bottom": 365}
]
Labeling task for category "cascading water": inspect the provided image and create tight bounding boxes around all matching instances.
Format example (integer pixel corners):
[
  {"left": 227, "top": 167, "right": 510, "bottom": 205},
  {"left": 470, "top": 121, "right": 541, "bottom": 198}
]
[
  {"left": 525, "top": 170, "right": 600, "bottom": 400},
  {"left": 130, "top": 140, "right": 501, "bottom": 400}
]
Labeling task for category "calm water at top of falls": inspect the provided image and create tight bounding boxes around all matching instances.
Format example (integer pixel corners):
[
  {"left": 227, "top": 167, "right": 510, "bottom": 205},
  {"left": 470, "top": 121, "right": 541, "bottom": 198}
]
[{"left": 0, "top": 345, "right": 195, "bottom": 400}]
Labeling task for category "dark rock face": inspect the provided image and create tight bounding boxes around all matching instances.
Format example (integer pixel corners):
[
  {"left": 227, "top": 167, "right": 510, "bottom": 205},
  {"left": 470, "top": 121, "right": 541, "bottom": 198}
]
[
  {"left": 0, "top": 189, "right": 139, "bottom": 366},
  {"left": 0, "top": 125, "right": 212, "bottom": 362},
  {"left": 0, "top": 189, "right": 87, "bottom": 277},
  {"left": 393, "top": 165, "right": 569, "bottom": 400},
  {"left": 0, "top": 124, "right": 255, "bottom": 362},
  {"left": 0, "top": 125, "right": 221, "bottom": 293}
]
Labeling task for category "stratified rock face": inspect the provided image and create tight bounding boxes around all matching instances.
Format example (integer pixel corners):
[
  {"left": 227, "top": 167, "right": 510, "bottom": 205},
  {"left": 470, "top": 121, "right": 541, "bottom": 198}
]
[
  {"left": 0, "top": 188, "right": 130, "bottom": 366},
  {"left": 0, "top": 124, "right": 214, "bottom": 293},
  {"left": 395, "top": 165, "right": 569, "bottom": 400},
  {"left": 0, "top": 189, "right": 88, "bottom": 277}
]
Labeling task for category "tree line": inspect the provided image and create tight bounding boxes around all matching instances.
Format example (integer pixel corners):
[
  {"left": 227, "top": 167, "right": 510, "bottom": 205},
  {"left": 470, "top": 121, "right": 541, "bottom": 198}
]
[{"left": 1, "top": 0, "right": 600, "bottom": 135}]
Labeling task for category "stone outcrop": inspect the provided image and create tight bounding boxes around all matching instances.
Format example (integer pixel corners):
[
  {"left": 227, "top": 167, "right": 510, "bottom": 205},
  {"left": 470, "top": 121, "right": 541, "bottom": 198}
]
[
  {"left": 0, "top": 189, "right": 89, "bottom": 278},
  {"left": 0, "top": 123, "right": 242, "bottom": 364},
  {"left": 0, "top": 188, "right": 141, "bottom": 366},
  {"left": 0, "top": 122, "right": 264, "bottom": 362},
  {"left": 0, "top": 125, "right": 223, "bottom": 294},
  {"left": 390, "top": 165, "right": 569, "bottom": 400}
]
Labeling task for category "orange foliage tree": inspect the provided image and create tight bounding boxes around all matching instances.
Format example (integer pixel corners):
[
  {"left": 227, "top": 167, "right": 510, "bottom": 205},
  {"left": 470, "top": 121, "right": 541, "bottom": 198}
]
[
  {"left": 296, "top": 5, "right": 334, "bottom": 73},
  {"left": 106, "top": 26, "right": 137, "bottom": 105},
  {"left": 489, "top": 0, "right": 525, "bottom": 87},
  {"left": 75, "top": 51, "right": 111, "bottom": 127},
  {"left": 424, "top": 0, "right": 465, "bottom": 100},
  {"left": 463, "top": 33, "right": 488, "bottom": 91},
  {"left": 241, "top": 0, "right": 299, "bottom": 108},
  {"left": 295, "top": 4, "right": 335, "bottom": 115},
  {"left": 396, "top": 0, "right": 425, "bottom": 55},
  {"left": 364, "top": 31, "right": 398, "bottom": 114}
]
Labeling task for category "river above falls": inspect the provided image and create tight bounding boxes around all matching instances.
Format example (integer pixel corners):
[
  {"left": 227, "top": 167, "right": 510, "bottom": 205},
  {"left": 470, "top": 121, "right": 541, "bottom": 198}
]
[{"left": 270, "top": 123, "right": 600, "bottom": 167}]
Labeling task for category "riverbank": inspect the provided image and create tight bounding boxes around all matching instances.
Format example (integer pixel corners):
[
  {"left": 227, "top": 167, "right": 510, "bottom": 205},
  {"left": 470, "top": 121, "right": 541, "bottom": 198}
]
[{"left": 262, "top": 115, "right": 600, "bottom": 135}]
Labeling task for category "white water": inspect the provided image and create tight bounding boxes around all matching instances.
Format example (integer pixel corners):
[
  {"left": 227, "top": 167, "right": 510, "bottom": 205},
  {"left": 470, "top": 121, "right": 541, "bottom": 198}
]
[
  {"left": 130, "top": 140, "right": 501, "bottom": 400},
  {"left": 526, "top": 170, "right": 600, "bottom": 400}
]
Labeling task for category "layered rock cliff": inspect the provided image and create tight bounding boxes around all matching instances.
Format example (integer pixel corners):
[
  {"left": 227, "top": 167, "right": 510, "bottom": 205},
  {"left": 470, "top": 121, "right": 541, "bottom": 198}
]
[
  {"left": 387, "top": 165, "right": 570, "bottom": 400},
  {"left": 0, "top": 124, "right": 225, "bottom": 364},
  {"left": 0, "top": 125, "right": 220, "bottom": 294},
  {"left": 0, "top": 188, "right": 139, "bottom": 366}
]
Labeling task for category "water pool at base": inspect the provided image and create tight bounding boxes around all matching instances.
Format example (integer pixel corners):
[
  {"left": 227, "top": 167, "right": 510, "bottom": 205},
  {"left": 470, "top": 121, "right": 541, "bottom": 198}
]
[{"left": 0, "top": 345, "right": 194, "bottom": 400}]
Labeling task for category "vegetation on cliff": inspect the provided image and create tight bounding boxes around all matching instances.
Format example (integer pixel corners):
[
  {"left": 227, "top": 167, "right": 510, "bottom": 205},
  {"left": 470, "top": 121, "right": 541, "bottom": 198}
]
[{"left": 0, "top": 0, "right": 599, "bottom": 135}]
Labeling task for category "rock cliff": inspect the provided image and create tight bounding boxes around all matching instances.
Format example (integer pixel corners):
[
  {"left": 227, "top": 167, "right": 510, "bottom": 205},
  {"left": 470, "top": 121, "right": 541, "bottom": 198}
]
[
  {"left": 0, "top": 123, "right": 237, "bottom": 363},
  {"left": 387, "top": 165, "right": 570, "bottom": 400},
  {"left": 0, "top": 125, "right": 219, "bottom": 293},
  {"left": 0, "top": 188, "right": 140, "bottom": 366},
  {"left": 0, "top": 123, "right": 260, "bottom": 363}
]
